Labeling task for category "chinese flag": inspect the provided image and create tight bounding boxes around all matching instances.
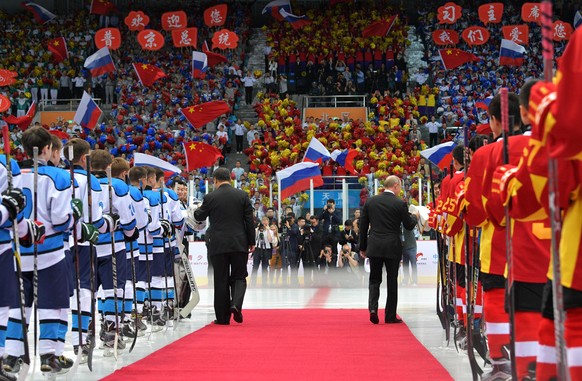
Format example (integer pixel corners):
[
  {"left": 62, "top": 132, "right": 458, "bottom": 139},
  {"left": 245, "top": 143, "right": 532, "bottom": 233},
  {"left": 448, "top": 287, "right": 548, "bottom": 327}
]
[
  {"left": 202, "top": 41, "right": 228, "bottom": 67},
  {"left": 48, "top": 37, "right": 68, "bottom": 63},
  {"left": 362, "top": 16, "right": 398, "bottom": 37},
  {"left": 183, "top": 141, "right": 223, "bottom": 170},
  {"left": 90, "top": 0, "right": 116, "bottom": 15},
  {"left": 438, "top": 48, "right": 480, "bottom": 70},
  {"left": 181, "top": 101, "right": 231, "bottom": 129},
  {"left": 132, "top": 63, "right": 166, "bottom": 87}
]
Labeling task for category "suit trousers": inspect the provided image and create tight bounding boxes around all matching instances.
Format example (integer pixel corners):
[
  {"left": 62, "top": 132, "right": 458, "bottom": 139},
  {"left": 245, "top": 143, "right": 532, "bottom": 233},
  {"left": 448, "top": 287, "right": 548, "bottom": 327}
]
[
  {"left": 368, "top": 256, "right": 401, "bottom": 321},
  {"left": 211, "top": 252, "right": 248, "bottom": 323}
]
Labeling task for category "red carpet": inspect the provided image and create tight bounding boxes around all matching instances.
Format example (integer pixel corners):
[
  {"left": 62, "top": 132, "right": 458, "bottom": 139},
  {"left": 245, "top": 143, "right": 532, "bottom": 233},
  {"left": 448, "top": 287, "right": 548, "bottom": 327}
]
[{"left": 102, "top": 309, "right": 453, "bottom": 381}]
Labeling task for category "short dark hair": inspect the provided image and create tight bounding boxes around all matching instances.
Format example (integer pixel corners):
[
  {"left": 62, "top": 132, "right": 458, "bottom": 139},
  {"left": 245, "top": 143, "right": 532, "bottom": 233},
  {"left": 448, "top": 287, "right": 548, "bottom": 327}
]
[
  {"left": 154, "top": 167, "right": 164, "bottom": 181},
  {"left": 64, "top": 138, "right": 90, "bottom": 163},
  {"left": 129, "top": 166, "right": 147, "bottom": 184},
  {"left": 344, "top": 219, "right": 352, "bottom": 226},
  {"left": 469, "top": 135, "right": 488, "bottom": 153},
  {"left": 488, "top": 92, "right": 520, "bottom": 128},
  {"left": 90, "top": 149, "right": 112, "bottom": 171},
  {"left": 213, "top": 167, "right": 231, "bottom": 182},
  {"left": 50, "top": 134, "right": 62, "bottom": 151},
  {"left": 21, "top": 126, "right": 52, "bottom": 157},
  {"left": 519, "top": 79, "right": 541, "bottom": 110},
  {"left": 326, "top": 199, "right": 335, "bottom": 204},
  {"left": 452, "top": 145, "right": 465, "bottom": 166},
  {"left": 111, "top": 157, "right": 130, "bottom": 178}
]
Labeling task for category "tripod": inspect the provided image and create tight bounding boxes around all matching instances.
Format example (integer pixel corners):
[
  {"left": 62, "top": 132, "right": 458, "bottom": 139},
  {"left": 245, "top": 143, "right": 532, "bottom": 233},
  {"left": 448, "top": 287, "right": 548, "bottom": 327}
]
[
  {"left": 301, "top": 235, "right": 316, "bottom": 287},
  {"left": 280, "top": 229, "right": 293, "bottom": 286},
  {"left": 251, "top": 231, "right": 269, "bottom": 287}
]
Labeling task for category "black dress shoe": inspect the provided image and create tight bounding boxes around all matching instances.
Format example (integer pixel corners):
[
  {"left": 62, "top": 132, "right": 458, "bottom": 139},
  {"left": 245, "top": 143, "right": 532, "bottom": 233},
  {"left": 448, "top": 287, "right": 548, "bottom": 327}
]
[
  {"left": 230, "top": 306, "right": 243, "bottom": 323},
  {"left": 369, "top": 311, "right": 379, "bottom": 324},
  {"left": 213, "top": 320, "right": 230, "bottom": 325},
  {"left": 385, "top": 318, "right": 403, "bottom": 324}
]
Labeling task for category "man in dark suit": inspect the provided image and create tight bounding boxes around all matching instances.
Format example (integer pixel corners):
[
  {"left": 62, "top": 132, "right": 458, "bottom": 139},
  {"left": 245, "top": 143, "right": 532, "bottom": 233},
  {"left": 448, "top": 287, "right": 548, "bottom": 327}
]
[
  {"left": 194, "top": 167, "right": 255, "bottom": 325},
  {"left": 359, "top": 175, "right": 418, "bottom": 324}
]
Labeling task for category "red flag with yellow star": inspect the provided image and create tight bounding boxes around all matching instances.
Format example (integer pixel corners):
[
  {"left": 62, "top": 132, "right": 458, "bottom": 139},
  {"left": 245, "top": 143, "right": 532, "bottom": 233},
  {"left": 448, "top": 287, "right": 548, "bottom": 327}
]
[
  {"left": 48, "top": 37, "right": 68, "bottom": 63},
  {"left": 132, "top": 63, "right": 166, "bottom": 87},
  {"left": 183, "top": 141, "right": 224, "bottom": 170},
  {"left": 438, "top": 48, "right": 480, "bottom": 70},
  {"left": 181, "top": 100, "right": 231, "bottom": 129},
  {"left": 90, "top": 0, "right": 117, "bottom": 15}
]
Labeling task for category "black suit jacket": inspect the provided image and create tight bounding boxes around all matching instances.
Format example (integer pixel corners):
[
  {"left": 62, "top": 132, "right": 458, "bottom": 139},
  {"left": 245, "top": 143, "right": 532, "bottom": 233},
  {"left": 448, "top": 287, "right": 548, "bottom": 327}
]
[
  {"left": 358, "top": 191, "right": 417, "bottom": 259},
  {"left": 194, "top": 183, "right": 255, "bottom": 256}
]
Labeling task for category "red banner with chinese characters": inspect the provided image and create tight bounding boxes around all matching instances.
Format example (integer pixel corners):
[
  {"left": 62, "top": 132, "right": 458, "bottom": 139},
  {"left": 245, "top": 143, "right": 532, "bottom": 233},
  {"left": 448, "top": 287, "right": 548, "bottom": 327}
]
[
  {"left": 461, "top": 26, "right": 490, "bottom": 46},
  {"left": 478, "top": 3, "right": 503, "bottom": 24},
  {"left": 431, "top": 29, "right": 459, "bottom": 45},
  {"left": 137, "top": 29, "right": 165, "bottom": 51},
  {"left": 211, "top": 29, "right": 239, "bottom": 50},
  {"left": 161, "top": 11, "right": 187, "bottom": 31},
  {"left": 522, "top": 3, "right": 542, "bottom": 24},
  {"left": 95, "top": 28, "right": 121, "bottom": 50},
  {"left": 552, "top": 20, "right": 573, "bottom": 41},
  {"left": 172, "top": 28, "right": 198, "bottom": 48},
  {"left": 204, "top": 4, "right": 227, "bottom": 27},
  {"left": 437, "top": 2, "right": 462, "bottom": 24},
  {"left": 502, "top": 25, "right": 529, "bottom": 45},
  {"left": 124, "top": 11, "right": 149, "bottom": 31}
]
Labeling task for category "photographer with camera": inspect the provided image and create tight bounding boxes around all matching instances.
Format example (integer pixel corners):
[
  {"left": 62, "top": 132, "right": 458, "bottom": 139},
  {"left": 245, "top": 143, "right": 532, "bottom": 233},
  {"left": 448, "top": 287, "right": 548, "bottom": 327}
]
[
  {"left": 298, "top": 215, "right": 322, "bottom": 286},
  {"left": 317, "top": 244, "right": 334, "bottom": 274},
  {"left": 280, "top": 213, "right": 299, "bottom": 286},
  {"left": 318, "top": 199, "right": 342, "bottom": 267},
  {"left": 251, "top": 216, "right": 275, "bottom": 287},
  {"left": 339, "top": 219, "right": 359, "bottom": 252},
  {"left": 338, "top": 244, "right": 362, "bottom": 286}
]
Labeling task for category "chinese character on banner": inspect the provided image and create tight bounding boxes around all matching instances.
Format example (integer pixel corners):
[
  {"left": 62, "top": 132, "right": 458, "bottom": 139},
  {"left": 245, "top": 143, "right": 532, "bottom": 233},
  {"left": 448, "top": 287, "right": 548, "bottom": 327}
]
[
  {"left": 461, "top": 26, "right": 490, "bottom": 46},
  {"left": 437, "top": 2, "right": 462, "bottom": 24},
  {"left": 204, "top": 4, "right": 227, "bottom": 27},
  {"left": 522, "top": 3, "right": 542, "bottom": 24},
  {"left": 124, "top": 11, "right": 149, "bottom": 31},
  {"left": 552, "top": 20, "right": 573, "bottom": 41},
  {"left": 211, "top": 28, "right": 239, "bottom": 50},
  {"left": 502, "top": 25, "right": 529, "bottom": 45},
  {"left": 161, "top": 11, "right": 187, "bottom": 31},
  {"left": 137, "top": 29, "right": 165, "bottom": 51},
  {"left": 172, "top": 28, "right": 198, "bottom": 48},
  {"left": 478, "top": 3, "right": 503, "bottom": 24},
  {"left": 94, "top": 28, "right": 121, "bottom": 50},
  {"left": 431, "top": 29, "right": 459, "bottom": 45}
]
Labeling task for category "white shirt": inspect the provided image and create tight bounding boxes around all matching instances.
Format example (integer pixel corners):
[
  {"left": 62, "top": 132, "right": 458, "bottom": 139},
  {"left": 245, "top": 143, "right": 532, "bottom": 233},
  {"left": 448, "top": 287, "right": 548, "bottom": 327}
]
[
  {"left": 426, "top": 121, "right": 441, "bottom": 134},
  {"left": 242, "top": 76, "right": 256, "bottom": 87}
]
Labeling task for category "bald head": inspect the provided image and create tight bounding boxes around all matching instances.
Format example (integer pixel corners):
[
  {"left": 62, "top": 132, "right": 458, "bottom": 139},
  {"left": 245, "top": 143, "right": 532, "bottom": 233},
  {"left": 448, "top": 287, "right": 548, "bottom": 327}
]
[{"left": 384, "top": 175, "right": 402, "bottom": 192}]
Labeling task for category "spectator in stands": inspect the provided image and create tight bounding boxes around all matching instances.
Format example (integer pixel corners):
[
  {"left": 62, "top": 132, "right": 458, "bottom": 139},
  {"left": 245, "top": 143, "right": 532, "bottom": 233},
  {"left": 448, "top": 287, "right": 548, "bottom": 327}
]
[
  {"left": 231, "top": 160, "right": 245, "bottom": 182},
  {"left": 426, "top": 115, "right": 441, "bottom": 147},
  {"left": 319, "top": 199, "right": 341, "bottom": 261},
  {"left": 242, "top": 70, "right": 257, "bottom": 105}
]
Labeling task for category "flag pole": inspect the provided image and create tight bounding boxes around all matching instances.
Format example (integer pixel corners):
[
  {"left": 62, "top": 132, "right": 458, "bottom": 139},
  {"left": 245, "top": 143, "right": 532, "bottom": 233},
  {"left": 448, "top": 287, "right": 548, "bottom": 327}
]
[
  {"left": 419, "top": 177, "right": 423, "bottom": 206},
  {"left": 269, "top": 180, "right": 273, "bottom": 208},
  {"left": 309, "top": 179, "right": 314, "bottom": 216},
  {"left": 277, "top": 177, "right": 282, "bottom": 225}
]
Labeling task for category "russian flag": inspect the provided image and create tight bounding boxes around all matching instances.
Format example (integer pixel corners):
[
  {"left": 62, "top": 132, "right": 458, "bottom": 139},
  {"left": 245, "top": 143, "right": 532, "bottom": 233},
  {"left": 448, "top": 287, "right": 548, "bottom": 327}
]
[
  {"left": 73, "top": 92, "right": 102, "bottom": 130},
  {"left": 475, "top": 96, "right": 493, "bottom": 111},
  {"left": 22, "top": 2, "right": 56, "bottom": 24},
  {"left": 133, "top": 153, "right": 182, "bottom": 174},
  {"left": 262, "top": 0, "right": 291, "bottom": 21},
  {"left": 278, "top": 9, "right": 311, "bottom": 30},
  {"left": 83, "top": 47, "right": 116, "bottom": 77},
  {"left": 276, "top": 162, "right": 323, "bottom": 201},
  {"left": 331, "top": 149, "right": 358, "bottom": 174},
  {"left": 302, "top": 137, "right": 331, "bottom": 163},
  {"left": 575, "top": 11, "right": 582, "bottom": 29},
  {"left": 499, "top": 39, "right": 526, "bottom": 67},
  {"left": 192, "top": 51, "right": 208, "bottom": 79},
  {"left": 420, "top": 141, "right": 457, "bottom": 170}
]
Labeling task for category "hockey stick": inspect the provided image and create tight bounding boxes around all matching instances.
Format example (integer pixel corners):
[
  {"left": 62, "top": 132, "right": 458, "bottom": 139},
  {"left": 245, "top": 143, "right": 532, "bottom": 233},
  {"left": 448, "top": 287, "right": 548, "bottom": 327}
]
[
  {"left": 2, "top": 126, "right": 30, "bottom": 381},
  {"left": 85, "top": 156, "right": 96, "bottom": 371},
  {"left": 140, "top": 184, "right": 157, "bottom": 336},
  {"left": 158, "top": 185, "right": 172, "bottom": 328},
  {"left": 541, "top": 2, "right": 569, "bottom": 380},
  {"left": 106, "top": 167, "right": 119, "bottom": 360},
  {"left": 462, "top": 126, "right": 482, "bottom": 379},
  {"left": 500, "top": 88, "right": 517, "bottom": 380},
  {"left": 32, "top": 146, "right": 39, "bottom": 376},
  {"left": 67, "top": 146, "right": 83, "bottom": 379},
  {"left": 128, "top": 237, "right": 139, "bottom": 352},
  {"left": 471, "top": 227, "right": 489, "bottom": 364}
]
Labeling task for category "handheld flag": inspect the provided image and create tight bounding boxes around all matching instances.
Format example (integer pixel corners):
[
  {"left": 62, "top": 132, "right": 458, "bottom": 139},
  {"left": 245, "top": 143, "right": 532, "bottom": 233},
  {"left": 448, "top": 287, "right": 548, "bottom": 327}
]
[
  {"left": 475, "top": 96, "right": 493, "bottom": 110},
  {"left": 22, "top": 2, "right": 56, "bottom": 24},
  {"left": 134, "top": 152, "right": 182, "bottom": 174},
  {"left": 262, "top": 0, "right": 292, "bottom": 21},
  {"left": 331, "top": 149, "right": 358, "bottom": 174},
  {"left": 276, "top": 162, "right": 323, "bottom": 201},
  {"left": 84, "top": 47, "right": 116, "bottom": 77},
  {"left": 132, "top": 63, "right": 166, "bottom": 87},
  {"left": 362, "top": 16, "right": 398, "bottom": 37},
  {"left": 192, "top": 51, "right": 208, "bottom": 79},
  {"left": 499, "top": 39, "right": 526, "bottom": 66},
  {"left": 302, "top": 137, "right": 331, "bottom": 163},
  {"left": 420, "top": 141, "right": 457, "bottom": 170},
  {"left": 47, "top": 37, "right": 68, "bottom": 63},
  {"left": 73, "top": 92, "right": 102, "bottom": 130},
  {"left": 438, "top": 48, "right": 480, "bottom": 70},
  {"left": 278, "top": 9, "right": 311, "bottom": 30},
  {"left": 181, "top": 101, "right": 231, "bottom": 129},
  {"left": 183, "top": 142, "right": 224, "bottom": 171},
  {"left": 574, "top": 11, "right": 582, "bottom": 29}
]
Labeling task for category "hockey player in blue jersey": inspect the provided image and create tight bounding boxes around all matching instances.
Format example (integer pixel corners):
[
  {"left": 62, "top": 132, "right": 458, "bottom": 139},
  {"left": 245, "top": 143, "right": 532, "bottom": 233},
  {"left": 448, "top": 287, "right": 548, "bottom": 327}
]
[
  {"left": 89, "top": 150, "right": 136, "bottom": 355},
  {"left": 3, "top": 127, "right": 97, "bottom": 376}
]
